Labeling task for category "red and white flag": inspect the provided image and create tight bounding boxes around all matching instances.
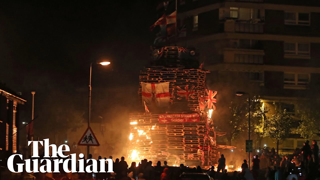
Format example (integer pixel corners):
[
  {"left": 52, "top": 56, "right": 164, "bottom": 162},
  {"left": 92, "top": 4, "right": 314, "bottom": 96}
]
[
  {"left": 205, "top": 90, "right": 217, "bottom": 110},
  {"left": 150, "top": 14, "right": 167, "bottom": 31},
  {"left": 176, "top": 85, "right": 196, "bottom": 100},
  {"left": 150, "top": 11, "right": 176, "bottom": 31},
  {"left": 141, "top": 82, "right": 170, "bottom": 106},
  {"left": 166, "top": 11, "right": 176, "bottom": 25}
]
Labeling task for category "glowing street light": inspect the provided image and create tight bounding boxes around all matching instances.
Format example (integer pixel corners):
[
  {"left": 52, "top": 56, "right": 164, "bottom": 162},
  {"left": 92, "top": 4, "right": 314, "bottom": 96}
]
[
  {"left": 99, "top": 61, "right": 111, "bottom": 66},
  {"left": 87, "top": 60, "right": 111, "bottom": 157}
]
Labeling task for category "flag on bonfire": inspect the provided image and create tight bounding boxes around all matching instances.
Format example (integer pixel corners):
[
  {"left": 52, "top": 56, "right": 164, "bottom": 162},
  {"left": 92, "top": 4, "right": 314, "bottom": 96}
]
[
  {"left": 205, "top": 90, "right": 217, "bottom": 110},
  {"left": 141, "top": 82, "right": 171, "bottom": 106},
  {"left": 176, "top": 85, "right": 196, "bottom": 100}
]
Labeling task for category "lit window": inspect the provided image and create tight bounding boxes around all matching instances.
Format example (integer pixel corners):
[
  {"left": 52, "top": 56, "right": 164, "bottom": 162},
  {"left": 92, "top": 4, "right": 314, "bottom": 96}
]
[
  {"left": 284, "top": 42, "right": 310, "bottom": 57},
  {"left": 230, "top": 7, "right": 239, "bottom": 18},
  {"left": 285, "top": 12, "right": 310, "bottom": 25},
  {"left": 193, "top": 15, "right": 198, "bottom": 31},
  {"left": 284, "top": 73, "right": 310, "bottom": 87}
]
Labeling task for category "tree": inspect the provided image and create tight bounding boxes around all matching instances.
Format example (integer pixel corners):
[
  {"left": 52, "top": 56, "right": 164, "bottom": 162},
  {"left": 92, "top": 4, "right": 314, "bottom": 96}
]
[
  {"left": 219, "top": 96, "right": 264, "bottom": 146},
  {"left": 296, "top": 99, "right": 320, "bottom": 139},
  {"left": 263, "top": 102, "right": 294, "bottom": 153}
]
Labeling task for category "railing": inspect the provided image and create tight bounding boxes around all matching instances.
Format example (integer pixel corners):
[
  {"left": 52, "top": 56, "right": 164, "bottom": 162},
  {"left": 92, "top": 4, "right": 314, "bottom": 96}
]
[
  {"left": 235, "top": 22, "right": 264, "bottom": 33},
  {"left": 224, "top": 20, "right": 264, "bottom": 33}
]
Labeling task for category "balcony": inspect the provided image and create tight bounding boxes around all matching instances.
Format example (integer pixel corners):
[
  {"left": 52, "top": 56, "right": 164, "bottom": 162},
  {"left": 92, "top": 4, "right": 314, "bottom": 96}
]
[
  {"left": 224, "top": 19, "right": 264, "bottom": 33},
  {"left": 223, "top": 48, "right": 265, "bottom": 64}
]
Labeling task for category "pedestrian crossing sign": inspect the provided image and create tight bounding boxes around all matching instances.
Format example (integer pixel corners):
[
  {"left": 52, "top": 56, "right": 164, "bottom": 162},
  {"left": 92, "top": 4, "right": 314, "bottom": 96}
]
[{"left": 78, "top": 127, "right": 100, "bottom": 146}]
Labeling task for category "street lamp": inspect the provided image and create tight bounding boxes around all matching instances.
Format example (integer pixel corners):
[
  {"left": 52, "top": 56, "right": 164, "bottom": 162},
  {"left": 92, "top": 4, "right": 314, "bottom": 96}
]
[
  {"left": 88, "top": 61, "right": 110, "bottom": 158},
  {"left": 235, "top": 91, "right": 251, "bottom": 169}
]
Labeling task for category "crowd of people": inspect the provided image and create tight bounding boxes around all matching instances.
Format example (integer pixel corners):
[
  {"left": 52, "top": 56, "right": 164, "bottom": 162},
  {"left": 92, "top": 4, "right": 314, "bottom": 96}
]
[{"left": 2, "top": 140, "right": 320, "bottom": 180}]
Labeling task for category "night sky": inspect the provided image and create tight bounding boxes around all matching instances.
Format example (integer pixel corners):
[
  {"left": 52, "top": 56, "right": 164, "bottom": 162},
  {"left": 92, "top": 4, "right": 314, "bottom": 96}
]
[{"left": 0, "top": 1, "right": 159, "bottom": 139}]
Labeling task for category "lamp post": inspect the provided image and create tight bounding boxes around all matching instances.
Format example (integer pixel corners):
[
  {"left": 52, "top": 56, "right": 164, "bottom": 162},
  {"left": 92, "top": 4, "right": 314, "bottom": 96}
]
[
  {"left": 87, "top": 61, "right": 110, "bottom": 158},
  {"left": 236, "top": 91, "right": 251, "bottom": 169}
]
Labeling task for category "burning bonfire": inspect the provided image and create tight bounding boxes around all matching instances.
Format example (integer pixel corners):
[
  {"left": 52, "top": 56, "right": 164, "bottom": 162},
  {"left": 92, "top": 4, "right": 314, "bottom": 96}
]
[{"left": 127, "top": 46, "right": 221, "bottom": 167}]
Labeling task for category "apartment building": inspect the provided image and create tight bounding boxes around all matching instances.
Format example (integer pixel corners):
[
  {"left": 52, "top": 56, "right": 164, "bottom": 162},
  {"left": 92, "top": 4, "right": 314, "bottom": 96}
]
[{"left": 176, "top": 0, "right": 320, "bottom": 153}]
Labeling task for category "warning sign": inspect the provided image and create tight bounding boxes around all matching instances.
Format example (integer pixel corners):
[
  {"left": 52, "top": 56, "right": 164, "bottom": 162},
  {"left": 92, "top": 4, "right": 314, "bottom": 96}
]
[{"left": 78, "top": 127, "right": 100, "bottom": 146}]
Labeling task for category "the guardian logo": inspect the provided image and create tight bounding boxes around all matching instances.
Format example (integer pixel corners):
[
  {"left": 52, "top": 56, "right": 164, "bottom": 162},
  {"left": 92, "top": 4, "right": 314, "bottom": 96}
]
[{"left": 7, "top": 139, "right": 113, "bottom": 173}]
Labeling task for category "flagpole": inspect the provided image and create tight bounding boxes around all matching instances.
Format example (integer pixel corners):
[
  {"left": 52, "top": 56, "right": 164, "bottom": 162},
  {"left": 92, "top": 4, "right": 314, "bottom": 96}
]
[{"left": 175, "top": 0, "right": 178, "bottom": 39}]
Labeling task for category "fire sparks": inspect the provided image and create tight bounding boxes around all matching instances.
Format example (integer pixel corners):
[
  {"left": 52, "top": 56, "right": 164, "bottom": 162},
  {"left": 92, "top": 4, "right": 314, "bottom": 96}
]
[
  {"left": 129, "top": 133, "right": 134, "bottom": 141},
  {"left": 137, "top": 130, "right": 146, "bottom": 136}
]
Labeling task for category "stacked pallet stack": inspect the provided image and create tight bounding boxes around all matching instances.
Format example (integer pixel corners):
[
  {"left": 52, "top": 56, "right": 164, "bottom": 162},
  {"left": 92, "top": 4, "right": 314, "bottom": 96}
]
[
  {"left": 139, "top": 67, "right": 209, "bottom": 112},
  {"left": 128, "top": 46, "right": 217, "bottom": 166},
  {"left": 128, "top": 112, "right": 216, "bottom": 165}
]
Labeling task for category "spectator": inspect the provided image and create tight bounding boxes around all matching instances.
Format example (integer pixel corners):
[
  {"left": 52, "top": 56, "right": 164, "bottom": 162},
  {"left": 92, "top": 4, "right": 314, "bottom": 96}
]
[
  {"left": 311, "top": 140, "right": 319, "bottom": 165},
  {"left": 218, "top": 154, "right": 226, "bottom": 173},
  {"left": 275, "top": 167, "right": 283, "bottom": 180},
  {"left": 241, "top": 160, "right": 248, "bottom": 172}
]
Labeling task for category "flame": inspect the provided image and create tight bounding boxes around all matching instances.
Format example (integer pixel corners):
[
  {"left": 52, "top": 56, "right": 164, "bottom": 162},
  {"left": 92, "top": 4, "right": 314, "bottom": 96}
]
[
  {"left": 151, "top": 125, "right": 156, "bottom": 130},
  {"left": 207, "top": 109, "right": 213, "bottom": 118},
  {"left": 130, "top": 121, "right": 138, "bottom": 125},
  {"left": 225, "top": 166, "right": 228, "bottom": 170},
  {"left": 131, "top": 150, "right": 139, "bottom": 161},
  {"left": 237, "top": 167, "right": 242, "bottom": 172},
  {"left": 137, "top": 130, "right": 146, "bottom": 136},
  {"left": 129, "top": 133, "right": 134, "bottom": 141}
]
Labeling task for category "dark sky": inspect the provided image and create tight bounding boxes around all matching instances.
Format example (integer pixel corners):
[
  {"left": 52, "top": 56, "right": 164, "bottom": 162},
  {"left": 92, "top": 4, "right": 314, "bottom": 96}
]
[
  {"left": 0, "top": 1, "right": 159, "bottom": 136},
  {"left": 0, "top": 1, "right": 156, "bottom": 89}
]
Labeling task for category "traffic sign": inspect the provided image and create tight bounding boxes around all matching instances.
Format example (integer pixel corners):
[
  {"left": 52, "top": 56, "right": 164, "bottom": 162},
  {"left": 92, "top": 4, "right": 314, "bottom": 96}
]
[
  {"left": 78, "top": 127, "right": 100, "bottom": 146},
  {"left": 246, "top": 140, "right": 253, "bottom": 152}
]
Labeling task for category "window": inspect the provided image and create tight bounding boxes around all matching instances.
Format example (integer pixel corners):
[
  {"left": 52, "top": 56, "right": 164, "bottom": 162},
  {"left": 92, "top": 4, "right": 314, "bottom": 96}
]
[
  {"left": 193, "top": 15, "right": 198, "bottom": 31},
  {"left": 284, "top": 73, "right": 310, "bottom": 87},
  {"left": 285, "top": 12, "right": 310, "bottom": 25},
  {"left": 249, "top": 72, "right": 264, "bottom": 82},
  {"left": 283, "top": 140, "right": 294, "bottom": 148},
  {"left": 282, "top": 103, "right": 295, "bottom": 115},
  {"left": 234, "top": 54, "right": 263, "bottom": 64},
  {"left": 297, "top": 140, "right": 305, "bottom": 148},
  {"left": 284, "top": 42, "right": 310, "bottom": 57},
  {"left": 230, "top": 7, "right": 239, "bottom": 18}
]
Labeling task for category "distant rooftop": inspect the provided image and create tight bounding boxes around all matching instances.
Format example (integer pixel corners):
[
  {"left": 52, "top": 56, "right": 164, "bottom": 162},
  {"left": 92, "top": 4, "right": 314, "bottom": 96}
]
[{"left": 0, "top": 82, "right": 26, "bottom": 103}]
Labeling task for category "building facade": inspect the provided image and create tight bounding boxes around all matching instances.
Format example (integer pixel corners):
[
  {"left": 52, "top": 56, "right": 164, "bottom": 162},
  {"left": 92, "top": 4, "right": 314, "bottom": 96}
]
[
  {"left": 176, "top": 0, "right": 320, "bottom": 153},
  {"left": 0, "top": 85, "right": 26, "bottom": 161}
]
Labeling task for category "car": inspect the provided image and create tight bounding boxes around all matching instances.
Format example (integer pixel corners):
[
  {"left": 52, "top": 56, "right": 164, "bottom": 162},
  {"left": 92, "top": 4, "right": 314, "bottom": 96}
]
[{"left": 179, "top": 172, "right": 213, "bottom": 180}]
